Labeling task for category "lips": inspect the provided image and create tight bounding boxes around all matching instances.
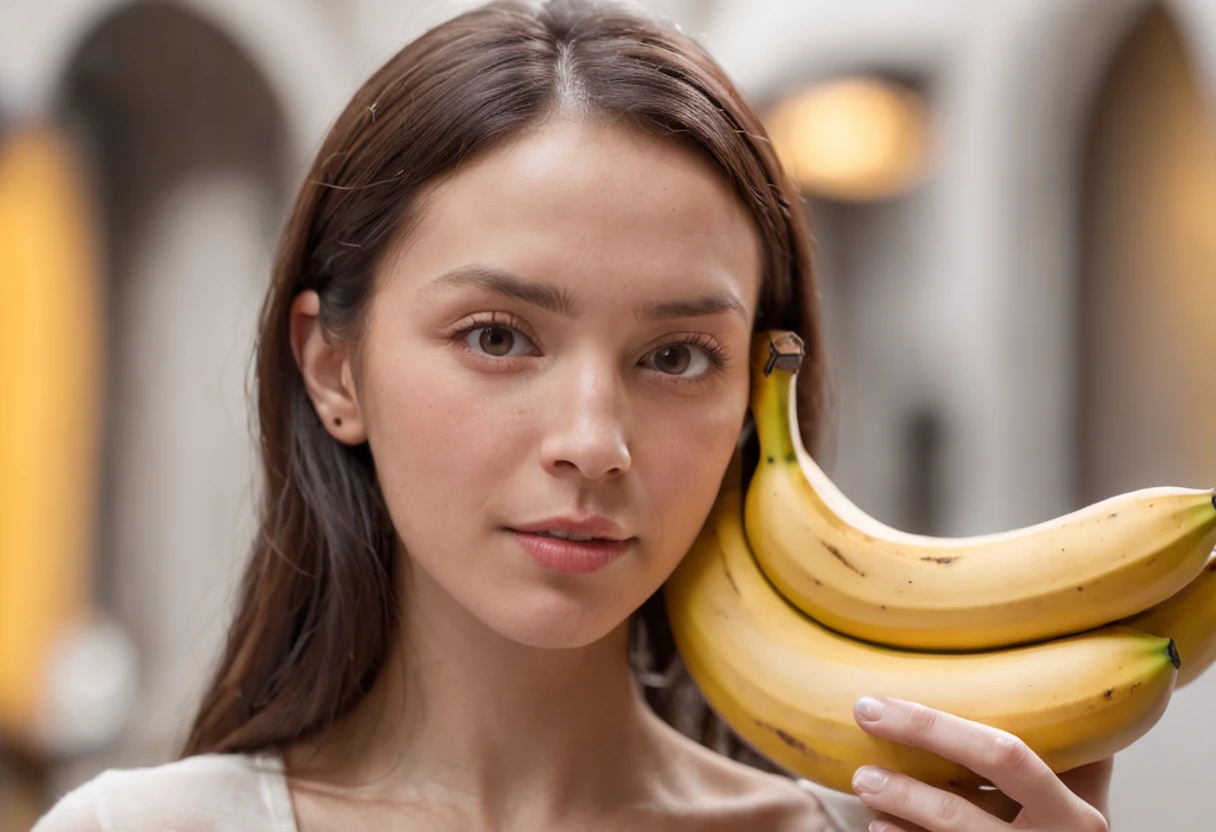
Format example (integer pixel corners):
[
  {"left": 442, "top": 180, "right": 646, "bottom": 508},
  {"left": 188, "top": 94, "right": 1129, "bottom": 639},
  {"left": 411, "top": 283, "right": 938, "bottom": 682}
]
[
  {"left": 509, "top": 515, "right": 630, "bottom": 542},
  {"left": 508, "top": 529, "right": 633, "bottom": 575},
  {"left": 527, "top": 530, "right": 607, "bottom": 542}
]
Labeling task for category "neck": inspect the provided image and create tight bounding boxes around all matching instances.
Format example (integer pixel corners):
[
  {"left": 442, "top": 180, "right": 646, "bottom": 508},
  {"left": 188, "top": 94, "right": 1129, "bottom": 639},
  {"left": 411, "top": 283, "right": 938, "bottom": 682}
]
[{"left": 283, "top": 557, "right": 668, "bottom": 827}]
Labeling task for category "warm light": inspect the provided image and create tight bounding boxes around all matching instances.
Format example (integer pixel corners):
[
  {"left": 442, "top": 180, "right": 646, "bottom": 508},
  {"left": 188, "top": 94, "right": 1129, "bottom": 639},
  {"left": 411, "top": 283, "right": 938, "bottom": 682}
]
[{"left": 766, "top": 76, "right": 930, "bottom": 201}]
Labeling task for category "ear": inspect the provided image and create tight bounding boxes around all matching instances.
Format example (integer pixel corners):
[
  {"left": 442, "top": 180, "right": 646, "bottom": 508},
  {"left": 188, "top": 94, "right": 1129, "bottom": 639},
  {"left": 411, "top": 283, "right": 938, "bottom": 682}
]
[{"left": 289, "top": 290, "right": 367, "bottom": 444}]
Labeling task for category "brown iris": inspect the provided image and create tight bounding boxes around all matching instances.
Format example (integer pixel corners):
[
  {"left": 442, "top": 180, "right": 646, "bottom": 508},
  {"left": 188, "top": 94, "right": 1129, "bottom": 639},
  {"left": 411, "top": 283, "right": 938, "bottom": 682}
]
[
  {"left": 652, "top": 344, "right": 691, "bottom": 375},
  {"left": 478, "top": 326, "right": 514, "bottom": 357}
]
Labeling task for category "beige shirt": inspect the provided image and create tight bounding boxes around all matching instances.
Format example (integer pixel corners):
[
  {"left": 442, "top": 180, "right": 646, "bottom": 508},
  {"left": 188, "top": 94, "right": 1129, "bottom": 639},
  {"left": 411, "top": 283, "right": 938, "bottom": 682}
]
[{"left": 32, "top": 751, "right": 881, "bottom": 831}]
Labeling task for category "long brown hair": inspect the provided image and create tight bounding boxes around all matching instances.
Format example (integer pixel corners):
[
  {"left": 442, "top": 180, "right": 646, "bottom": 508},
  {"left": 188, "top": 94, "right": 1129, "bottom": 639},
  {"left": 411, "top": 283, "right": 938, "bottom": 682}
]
[{"left": 182, "top": 0, "right": 827, "bottom": 769}]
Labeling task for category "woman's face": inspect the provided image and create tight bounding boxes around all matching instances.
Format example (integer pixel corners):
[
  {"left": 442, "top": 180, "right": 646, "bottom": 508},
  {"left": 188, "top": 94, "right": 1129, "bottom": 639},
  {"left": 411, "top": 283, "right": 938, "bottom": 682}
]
[{"left": 355, "top": 116, "right": 762, "bottom": 648}]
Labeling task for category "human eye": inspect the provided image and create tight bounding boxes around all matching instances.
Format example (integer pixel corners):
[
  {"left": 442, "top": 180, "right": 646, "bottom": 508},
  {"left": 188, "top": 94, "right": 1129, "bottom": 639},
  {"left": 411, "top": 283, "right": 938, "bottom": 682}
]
[
  {"left": 450, "top": 312, "right": 540, "bottom": 364},
  {"left": 638, "top": 333, "right": 730, "bottom": 385}
]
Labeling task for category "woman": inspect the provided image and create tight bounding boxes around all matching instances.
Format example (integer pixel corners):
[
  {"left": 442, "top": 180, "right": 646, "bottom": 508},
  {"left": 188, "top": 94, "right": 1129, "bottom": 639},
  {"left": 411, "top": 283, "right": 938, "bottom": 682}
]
[{"left": 35, "top": 1, "right": 1115, "bottom": 830}]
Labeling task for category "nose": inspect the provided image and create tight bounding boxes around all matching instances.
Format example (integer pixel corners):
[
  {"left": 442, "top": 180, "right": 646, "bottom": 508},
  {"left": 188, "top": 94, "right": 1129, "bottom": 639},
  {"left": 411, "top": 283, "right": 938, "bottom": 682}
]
[{"left": 539, "top": 355, "right": 632, "bottom": 481}]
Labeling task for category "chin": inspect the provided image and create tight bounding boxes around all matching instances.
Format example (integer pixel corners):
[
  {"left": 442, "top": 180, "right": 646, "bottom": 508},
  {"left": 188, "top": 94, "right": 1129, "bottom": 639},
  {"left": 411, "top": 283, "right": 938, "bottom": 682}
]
[{"left": 486, "top": 593, "right": 630, "bottom": 650}]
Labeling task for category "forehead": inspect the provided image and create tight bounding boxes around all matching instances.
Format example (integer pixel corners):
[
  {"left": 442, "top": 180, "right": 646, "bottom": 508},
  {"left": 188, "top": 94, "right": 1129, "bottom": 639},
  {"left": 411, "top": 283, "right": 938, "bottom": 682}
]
[{"left": 387, "top": 117, "right": 763, "bottom": 309}]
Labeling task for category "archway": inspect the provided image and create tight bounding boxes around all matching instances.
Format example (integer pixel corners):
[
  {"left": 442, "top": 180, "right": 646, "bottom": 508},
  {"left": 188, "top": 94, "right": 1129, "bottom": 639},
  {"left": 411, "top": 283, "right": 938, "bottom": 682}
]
[
  {"left": 51, "top": 0, "right": 289, "bottom": 785},
  {"left": 1075, "top": 4, "right": 1216, "bottom": 826},
  {"left": 1077, "top": 5, "right": 1216, "bottom": 502}
]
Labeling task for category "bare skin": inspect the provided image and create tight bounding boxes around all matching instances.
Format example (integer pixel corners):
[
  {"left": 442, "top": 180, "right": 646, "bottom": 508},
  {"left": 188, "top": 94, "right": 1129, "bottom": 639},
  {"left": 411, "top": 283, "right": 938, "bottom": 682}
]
[{"left": 287, "top": 115, "right": 837, "bottom": 831}]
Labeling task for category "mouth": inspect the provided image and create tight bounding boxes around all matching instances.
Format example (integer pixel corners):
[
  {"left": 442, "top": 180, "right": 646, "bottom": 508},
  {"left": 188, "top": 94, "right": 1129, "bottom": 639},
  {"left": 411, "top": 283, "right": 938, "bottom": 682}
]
[
  {"left": 510, "top": 529, "right": 622, "bottom": 543},
  {"left": 506, "top": 528, "right": 635, "bottom": 575}
]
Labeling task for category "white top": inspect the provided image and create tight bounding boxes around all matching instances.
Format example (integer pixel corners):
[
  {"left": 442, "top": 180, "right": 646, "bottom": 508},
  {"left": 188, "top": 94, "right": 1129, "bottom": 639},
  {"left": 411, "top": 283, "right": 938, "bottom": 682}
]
[{"left": 32, "top": 751, "right": 880, "bottom": 831}]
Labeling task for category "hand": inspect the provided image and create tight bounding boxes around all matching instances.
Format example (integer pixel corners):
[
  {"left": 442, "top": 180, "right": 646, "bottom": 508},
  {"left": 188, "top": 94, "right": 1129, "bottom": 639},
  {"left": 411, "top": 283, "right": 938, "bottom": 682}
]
[{"left": 849, "top": 696, "right": 1112, "bottom": 832}]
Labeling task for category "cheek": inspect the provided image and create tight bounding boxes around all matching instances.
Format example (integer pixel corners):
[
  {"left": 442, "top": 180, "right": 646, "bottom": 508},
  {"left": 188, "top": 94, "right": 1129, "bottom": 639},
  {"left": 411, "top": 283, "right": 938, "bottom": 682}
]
[
  {"left": 360, "top": 349, "right": 534, "bottom": 549},
  {"left": 636, "top": 395, "right": 745, "bottom": 569}
]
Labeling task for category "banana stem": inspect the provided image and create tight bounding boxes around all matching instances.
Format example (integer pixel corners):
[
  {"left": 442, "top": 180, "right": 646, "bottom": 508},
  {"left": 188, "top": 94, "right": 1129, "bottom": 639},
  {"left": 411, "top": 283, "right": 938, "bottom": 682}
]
[{"left": 750, "top": 332, "right": 803, "bottom": 464}]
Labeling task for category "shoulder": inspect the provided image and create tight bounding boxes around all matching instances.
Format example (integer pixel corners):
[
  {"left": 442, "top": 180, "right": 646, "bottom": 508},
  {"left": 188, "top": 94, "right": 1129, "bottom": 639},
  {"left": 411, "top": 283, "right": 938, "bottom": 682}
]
[
  {"left": 651, "top": 727, "right": 871, "bottom": 832},
  {"left": 33, "top": 752, "right": 288, "bottom": 832},
  {"left": 32, "top": 778, "right": 102, "bottom": 832},
  {"left": 720, "top": 771, "right": 843, "bottom": 832},
  {"left": 696, "top": 764, "right": 881, "bottom": 832}
]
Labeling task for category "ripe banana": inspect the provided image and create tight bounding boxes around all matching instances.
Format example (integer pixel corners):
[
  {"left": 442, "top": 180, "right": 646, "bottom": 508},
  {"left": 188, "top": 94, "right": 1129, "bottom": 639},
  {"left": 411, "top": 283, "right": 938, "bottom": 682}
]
[
  {"left": 664, "top": 446, "right": 1181, "bottom": 794},
  {"left": 1119, "top": 554, "right": 1216, "bottom": 688},
  {"left": 745, "top": 329, "right": 1216, "bottom": 651}
]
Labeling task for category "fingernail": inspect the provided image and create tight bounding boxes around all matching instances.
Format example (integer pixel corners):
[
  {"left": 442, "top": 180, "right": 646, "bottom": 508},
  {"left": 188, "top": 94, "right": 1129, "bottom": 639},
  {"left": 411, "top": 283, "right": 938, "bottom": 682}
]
[
  {"left": 852, "top": 766, "right": 888, "bottom": 794},
  {"left": 856, "top": 696, "right": 885, "bottom": 721}
]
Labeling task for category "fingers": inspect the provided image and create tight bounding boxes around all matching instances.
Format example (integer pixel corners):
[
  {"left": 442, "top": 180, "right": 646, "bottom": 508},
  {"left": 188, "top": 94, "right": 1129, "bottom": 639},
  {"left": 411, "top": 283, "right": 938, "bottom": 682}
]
[
  {"left": 851, "top": 766, "right": 1006, "bottom": 832},
  {"left": 1056, "top": 757, "right": 1114, "bottom": 822},
  {"left": 852, "top": 697, "right": 1098, "bottom": 826}
]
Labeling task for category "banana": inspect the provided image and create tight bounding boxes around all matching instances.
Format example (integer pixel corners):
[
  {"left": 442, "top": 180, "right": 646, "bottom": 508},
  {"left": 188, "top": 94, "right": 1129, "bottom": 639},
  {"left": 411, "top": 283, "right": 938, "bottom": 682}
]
[
  {"left": 745, "top": 329, "right": 1216, "bottom": 651},
  {"left": 1119, "top": 553, "right": 1216, "bottom": 688},
  {"left": 664, "top": 446, "right": 1181, "bottom": 794}
]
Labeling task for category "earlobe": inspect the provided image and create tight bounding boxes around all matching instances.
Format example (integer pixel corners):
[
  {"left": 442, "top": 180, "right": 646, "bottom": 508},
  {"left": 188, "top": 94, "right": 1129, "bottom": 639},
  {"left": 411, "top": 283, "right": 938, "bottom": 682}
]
[{"left": 289, "top": 289, "right": 368, "bottom": 444}]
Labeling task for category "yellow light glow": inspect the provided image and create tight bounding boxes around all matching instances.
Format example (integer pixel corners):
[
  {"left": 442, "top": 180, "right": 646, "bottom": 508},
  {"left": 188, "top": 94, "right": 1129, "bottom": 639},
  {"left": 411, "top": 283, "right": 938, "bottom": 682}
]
[
  {"left": 766, "top": 76, "right": 930, "bottom": 201},
  {"left": 0, "top": 126, "right": 104, "bottom": 751}
]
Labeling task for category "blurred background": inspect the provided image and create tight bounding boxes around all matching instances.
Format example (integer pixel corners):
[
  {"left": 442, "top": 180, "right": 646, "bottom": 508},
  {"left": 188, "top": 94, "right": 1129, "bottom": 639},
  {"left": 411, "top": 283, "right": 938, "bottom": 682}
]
[{"left": 0, "top": 0, "right": 1213, "bottom": 828}]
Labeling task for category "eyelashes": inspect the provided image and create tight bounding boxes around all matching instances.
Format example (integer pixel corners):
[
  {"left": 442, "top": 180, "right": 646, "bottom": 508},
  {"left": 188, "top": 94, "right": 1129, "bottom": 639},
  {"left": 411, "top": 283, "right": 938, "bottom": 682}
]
[
  {"left": 653, "top": 332, "right": 729, "bottom": 372},
  {"left": 448, "top": 312, "right": 731, "bottom": 385}
]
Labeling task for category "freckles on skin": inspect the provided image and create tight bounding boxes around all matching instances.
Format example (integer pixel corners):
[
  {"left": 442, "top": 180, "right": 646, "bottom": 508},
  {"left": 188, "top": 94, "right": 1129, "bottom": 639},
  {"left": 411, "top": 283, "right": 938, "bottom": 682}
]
[
  {"left": 633, "top": 398, "right": 742, "bottom": 563},
  {"left": 354, "top": 116, "right": 762, "bottom": 647}
]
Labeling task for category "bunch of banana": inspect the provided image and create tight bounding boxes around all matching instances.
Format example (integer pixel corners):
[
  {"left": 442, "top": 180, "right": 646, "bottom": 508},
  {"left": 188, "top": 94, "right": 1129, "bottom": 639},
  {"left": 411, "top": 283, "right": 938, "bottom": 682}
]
[
  {"left": 744, "top": 329, "right": 1216, "bottom": 652},
  {"left": 663, "top": 446, "right": 1181, "bottom": 793},
  {"left": 662, "top": 328, "right": 1216, "bottom": 793}
]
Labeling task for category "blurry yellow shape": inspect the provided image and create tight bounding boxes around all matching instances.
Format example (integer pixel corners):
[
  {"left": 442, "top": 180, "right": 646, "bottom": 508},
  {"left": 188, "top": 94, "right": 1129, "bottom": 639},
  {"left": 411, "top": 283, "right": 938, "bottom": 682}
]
[
  {"left": 0, "top": 125, "right": 104, "bottom": 750},
  {"left": 766, "top": 76, "right": 930, "bottom": 201}
]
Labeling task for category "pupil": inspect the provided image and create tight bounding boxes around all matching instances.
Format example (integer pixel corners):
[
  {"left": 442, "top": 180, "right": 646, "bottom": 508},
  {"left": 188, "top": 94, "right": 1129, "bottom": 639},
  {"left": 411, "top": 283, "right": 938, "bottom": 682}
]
[
  {"left": 656, "top": 345, "right": 690, "bottom": 374},
  {"left": 479, "top": 326, "right": 513, "bottom": 357}
]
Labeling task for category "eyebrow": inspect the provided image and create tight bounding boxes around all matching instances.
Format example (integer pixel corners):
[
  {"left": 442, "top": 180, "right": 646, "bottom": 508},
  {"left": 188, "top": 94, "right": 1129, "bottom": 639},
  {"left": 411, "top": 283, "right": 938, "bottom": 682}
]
[{"left": 418, "top": 264, "right": 749, "bottom": 323}]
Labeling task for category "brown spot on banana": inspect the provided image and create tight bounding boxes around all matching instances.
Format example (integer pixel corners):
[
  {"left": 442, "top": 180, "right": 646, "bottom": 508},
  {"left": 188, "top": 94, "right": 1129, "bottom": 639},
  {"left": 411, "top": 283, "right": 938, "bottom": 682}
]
[
  {"left": 775, "top": 729, "right": 807, "bottom": 754},
  {"left": 919, "top": 555, "right": 958, "bottom": 565},
  {"left": 821, "top": 541, "right": 866, "bottom": 576},
  {"left": 1104, "top": 689, "right": 1114, "bottom": 700},
  {"left": 754, "top": 719, "right": 822, "bottom": 760}
]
